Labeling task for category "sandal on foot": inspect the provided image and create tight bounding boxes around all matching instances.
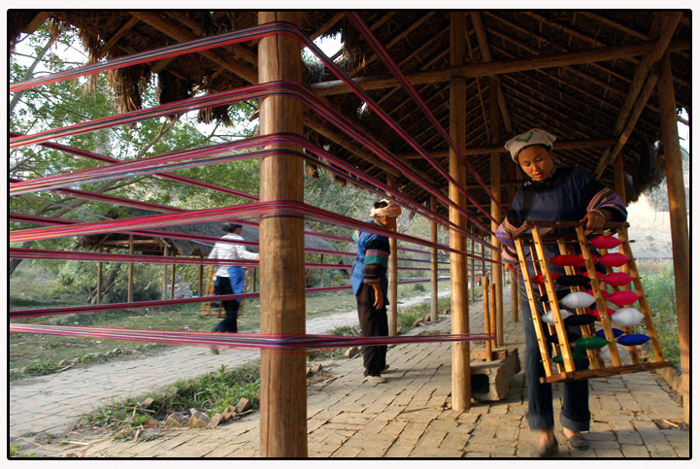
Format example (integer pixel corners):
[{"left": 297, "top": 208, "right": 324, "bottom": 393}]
[
  {"left": 562, "top": 431, "right": 589, "bottom": 450},
  {"left": 532, "top": 437, "right": 558, "bottom": 457}
]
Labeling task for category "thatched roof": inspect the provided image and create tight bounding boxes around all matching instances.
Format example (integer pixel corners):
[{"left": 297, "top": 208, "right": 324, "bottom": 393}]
[
  {"left": 76, "top": 209, "right": 340, "bottom": 257},
  {"left": 10, "top": 11, "right": 691, "bottom": 227}
]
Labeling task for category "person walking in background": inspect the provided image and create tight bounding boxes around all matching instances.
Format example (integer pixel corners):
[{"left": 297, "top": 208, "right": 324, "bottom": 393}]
[
  {"left": 208, "top": 223, "right": 259, "bottom": 335},
  {"left": 351, "top": 199, "right": 402, "bottom": 383}
]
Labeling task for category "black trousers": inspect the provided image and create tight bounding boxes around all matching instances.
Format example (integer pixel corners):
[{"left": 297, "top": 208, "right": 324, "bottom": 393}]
[
  {"left": 520, "top": 279, "right": 590, "bottom": 432},
  {"left": 213, "top": 276, "right": 239, "bottom": 333},
  {"left": 356, "top": 283, "right": 388, "bottom": 376}
]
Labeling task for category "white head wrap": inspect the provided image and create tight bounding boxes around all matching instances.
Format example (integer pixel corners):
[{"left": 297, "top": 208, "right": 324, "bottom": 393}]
[
  {"left": 504, "top": 128, "right": 556, "bottom": 162},
  {"left": 370, "top": 199, "right": 402, "bottom": 218}
]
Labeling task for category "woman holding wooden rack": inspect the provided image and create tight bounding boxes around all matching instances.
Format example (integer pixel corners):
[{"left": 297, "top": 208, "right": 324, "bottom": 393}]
[{"left": 495, "top": 129, "right": 627, "bottom": 457}]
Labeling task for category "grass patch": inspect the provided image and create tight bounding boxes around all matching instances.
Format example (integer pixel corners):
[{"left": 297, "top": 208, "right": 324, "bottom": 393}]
[
  {"left": 398, "top": 296, "right": 452, "bottom": 332},
  {"left": 83, "top": 363, "right": 260, "bottom": 438},
  {"left": 636, "top": 260, "right": 680, "bottom": 372},
  {"left": 9, "top": 444, "right": 37, "bottom": 458}
]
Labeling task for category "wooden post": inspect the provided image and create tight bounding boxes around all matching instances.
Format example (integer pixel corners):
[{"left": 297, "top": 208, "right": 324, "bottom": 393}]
[
  {"left": 507, "top": 185, "right": 518, "bottom": 322},
  {"left": 387, "top": 175, "right": 398, "bottom": 335},
  {"left": 198, "top": 262, "right": 204, "bottom": 297},
  {"left": 470, "top": 225, "right": 476, "bottom": 301},
  {"left": 320, "top": 254, "right": 324, "bottom": 288},
  {"left": 490, "top": 282, "right": 498, "bottom": 352},
  {"left": 448, "top": 12, "right": 471, "bottom": 411},
  {"left": 170, "top": 263, "right": 176, "bottom": 299},
  {"left": 257, "top": 11, "right": 307, "bottom": 457},
  {"left": 482, "top": 276, "right": 491, "bottom": 360},
  {"left": 127, "top": 234, "right": 134, "bottom": 303},
  {"left": 162, "top": 244, "right": 168, "bottom": 300},
  {"left": 657, "top": 53, "right": 690, "bottom": 424},
  {"left": 430, "top": 196, "right": 439, "bottom": 322},
  {"left": 488, "top": 78, "right": 504, "bottom": 346},
  {"left": 96, "top": 255, "right": 103, "bottom": 305}
]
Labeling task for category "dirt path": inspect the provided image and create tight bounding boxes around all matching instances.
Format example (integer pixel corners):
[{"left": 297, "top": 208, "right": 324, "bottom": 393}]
[{"left": 9, "top": 289, "right": 451, "bottom": 444}]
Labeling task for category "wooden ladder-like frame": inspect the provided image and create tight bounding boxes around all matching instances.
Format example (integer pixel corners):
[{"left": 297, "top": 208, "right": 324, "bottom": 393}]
[{"left": 511, "top": 220, "right": 671, "bottom": 383}]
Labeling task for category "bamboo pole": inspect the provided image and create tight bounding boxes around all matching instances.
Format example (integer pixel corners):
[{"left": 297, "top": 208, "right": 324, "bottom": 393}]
[
  {"left": 430, "top": 196, "right": 439, "bottom": 322},
  {"left": 449, "top": 12, "right": 471, "bottom": 411},
  {"left": 657, "top": 52, "right": 690, "bottom": 424},
  {"left": 387, "top": 175, "right": 398, "bottom": 335},
  {"left": 127, "top": 235, "right": 134, "bottom": 303},
  {"left": 488, "top": 77, "right": 504, "bottom": 347},
  {"left": 257, "top": 11, "right": 307, "bottom": 457}
]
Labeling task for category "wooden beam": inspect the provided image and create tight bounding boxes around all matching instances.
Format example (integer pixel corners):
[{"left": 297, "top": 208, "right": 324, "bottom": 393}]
[
  {"left": 102, "top": 17, "right": 139, "bottom": 54},
  {"left": 23, "top": 12, "right": 52, "bottom": 35},
  {"left": 130, "top": 11, "right": 258, "bottom": 84},
  {"left": 597, "top": 73, "right": 659, "bottom": 180},
  {"left": 387, "top": 175, "right": 398, "bottom": 336},
  {"left": 310, "top": 12, "right": 344, "bottom": 40},
  {"left": 657, "top": 52, "right": 690, "bottom": 425},
  {"left": 488, "top": 76, "right": 504, "bottom": 347},
  {"left": 449, "top": 12, "right": 471, "bottom": 412},
  {"left": 470, "top": 12, "right": 513, "bottom": 134},
  {"left": 399, "top": 136, "right": 618, "bottom": 160},
  {"left": 595, "top": 12, "right": 683, "bottom": 178},
  {"left": 430, "top": 196, "right": 439, "bottom": 323},
  {"left": 304, "top": 115, "right": 401, "bottom": 178},
  {"left": 257, "top": 11, "right": 307, "bottom": 458},
  {"left": 309, "top": 38, "right": 689, "bottom": 96}
]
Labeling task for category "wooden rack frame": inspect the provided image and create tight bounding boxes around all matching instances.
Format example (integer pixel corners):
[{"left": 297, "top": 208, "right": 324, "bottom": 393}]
[{"left": 511, "top": 220, "right": 670, "bottom": 383}]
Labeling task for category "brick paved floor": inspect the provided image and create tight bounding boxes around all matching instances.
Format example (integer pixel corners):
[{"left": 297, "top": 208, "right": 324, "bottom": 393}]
[{"left": 9, "top": 286, "right": 689, "bottom": 459}]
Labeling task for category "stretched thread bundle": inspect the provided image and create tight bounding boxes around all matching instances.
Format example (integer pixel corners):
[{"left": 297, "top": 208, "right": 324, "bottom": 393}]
[
  {"left": 10, "top": 21, "right": 498, "bottom": 237},
  {"left": 10, "top": 278, "right": 450, "bottom": 319},
  {"left": 10, "top": 323, "right": 494, "bottom": 350}
]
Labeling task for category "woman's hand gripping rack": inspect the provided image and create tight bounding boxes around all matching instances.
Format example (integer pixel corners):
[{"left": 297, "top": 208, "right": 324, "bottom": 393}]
[{"left": 510, "top": 220, "right": 671, "bottom": 383}]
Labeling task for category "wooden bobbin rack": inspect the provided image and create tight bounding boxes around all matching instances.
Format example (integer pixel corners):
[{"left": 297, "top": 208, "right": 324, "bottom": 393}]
[{"left": 510, "top": 220, "right": 671, "bottom": 383}]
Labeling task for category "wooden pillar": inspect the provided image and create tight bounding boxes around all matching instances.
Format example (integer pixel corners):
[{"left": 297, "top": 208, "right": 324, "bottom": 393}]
[
  {"left": 162, "top": 245, "right": 168, "bottom": 300},
  {"left": 257, "top": 11, "right": 307, "bottom": 457},
  {"left": 488, "top": 78, "right": 503, "bottom": 346},
  {"left": 170, "top": 263, "right": 176, "bottom": 299},
  {"left": 470, "top": 225, "right": 476, "bottom": 301},
  {"left": 320, "top": 254, "right": 324, "bottom": 287},
  {"left": 657, "top": 53, "right": 690, "bottom": 424},
  {"left": 449, "top": 12, "right": 471, "bottom": 411},
  {"left": 198, "top": 262, "right": 204, "bottom": 297},
  {"left": 511, "top": 271, "right": 519, "bottom": 322},
  {"left": 127, "top": 234, "right": 134, "bottom": 302},
  {"left": 96, "top": 254, "right": 103, "bottom": 305},
  {"left": 508, "top": 185, "right": 518, "bottom": 322},
  {"left": 430, "top": 196, "right": 439, "bottom": 322},
  {"left": 387, "top": 175, "right": 398, "bottom": 335}
]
